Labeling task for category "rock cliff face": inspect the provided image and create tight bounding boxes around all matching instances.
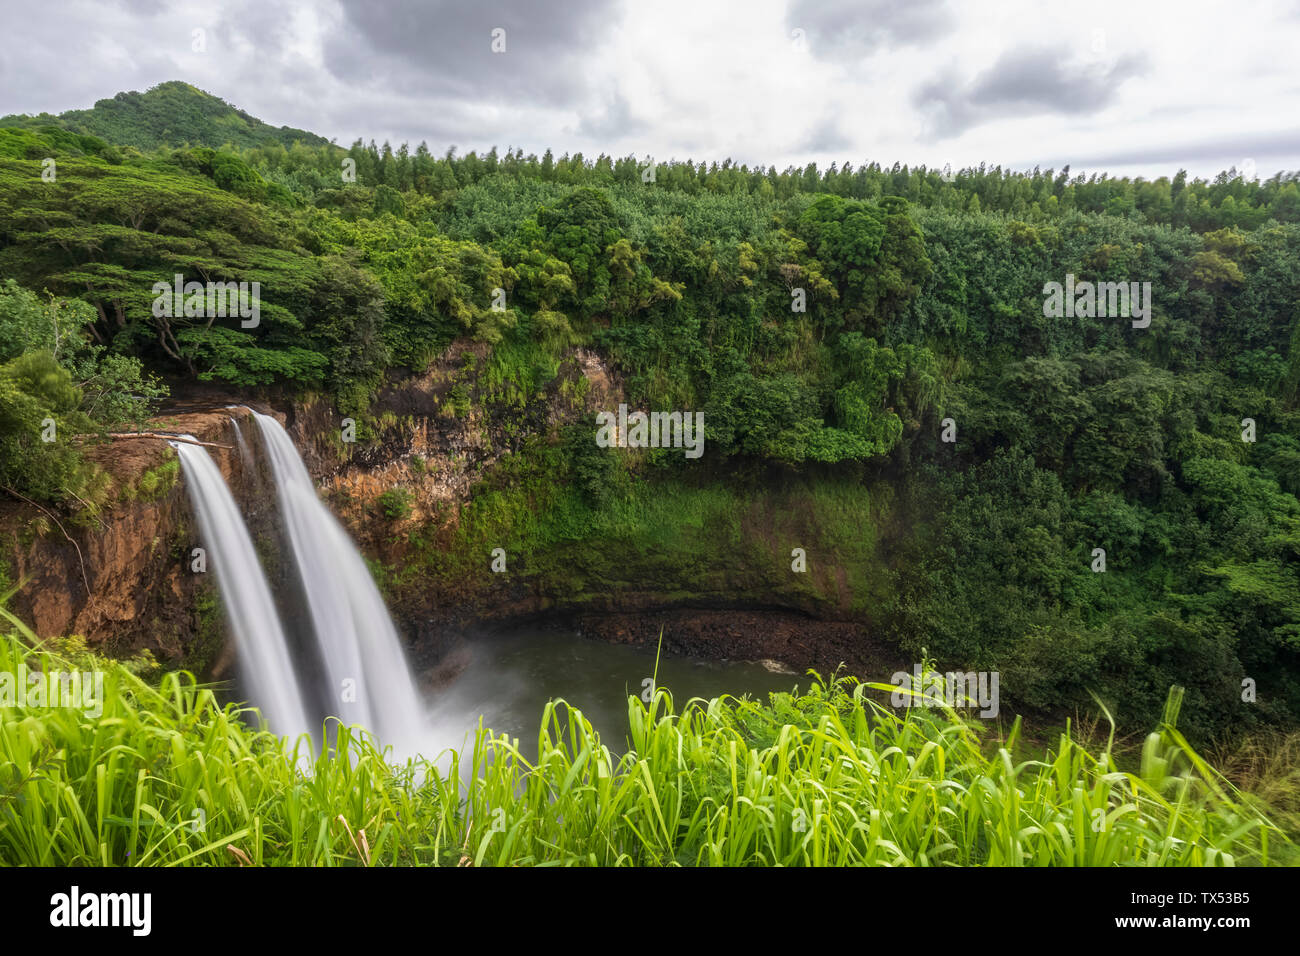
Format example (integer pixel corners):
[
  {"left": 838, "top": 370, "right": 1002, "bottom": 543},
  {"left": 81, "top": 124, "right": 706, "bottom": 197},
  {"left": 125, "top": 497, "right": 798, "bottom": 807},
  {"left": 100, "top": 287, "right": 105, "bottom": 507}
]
[
  {"left": 0, "top": 339, "right": 887, "bottom": 679},
  {"left": 0, "top": 407, "right": 274, "bottom": 670},
  {"left": 292, "top": 342, "right": 620, "bottom": 542},
  {"left": 0, "top": 343, "right": 627, "bottom": 670}
]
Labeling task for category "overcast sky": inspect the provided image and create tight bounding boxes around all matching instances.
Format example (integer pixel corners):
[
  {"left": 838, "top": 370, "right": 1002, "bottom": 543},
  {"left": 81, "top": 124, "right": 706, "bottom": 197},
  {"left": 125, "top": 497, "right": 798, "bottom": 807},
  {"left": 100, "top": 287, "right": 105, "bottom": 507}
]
[{"left": 1, "top": 0, "right": 1297, "bottom": 181}]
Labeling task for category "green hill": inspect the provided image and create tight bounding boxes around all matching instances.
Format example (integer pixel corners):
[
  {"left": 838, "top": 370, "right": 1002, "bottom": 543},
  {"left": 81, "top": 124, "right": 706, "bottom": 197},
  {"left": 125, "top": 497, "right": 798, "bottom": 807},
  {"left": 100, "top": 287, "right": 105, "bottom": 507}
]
[{"left": 0, "top": 80, "right": 333, "bottom": 151}]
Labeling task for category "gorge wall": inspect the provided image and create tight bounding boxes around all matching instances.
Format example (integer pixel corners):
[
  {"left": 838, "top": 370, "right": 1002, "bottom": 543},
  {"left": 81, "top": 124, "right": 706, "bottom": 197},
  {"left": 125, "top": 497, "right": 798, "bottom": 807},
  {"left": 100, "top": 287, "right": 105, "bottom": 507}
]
[{"left": 0, "top": 339, "right": 893, "bottom": 680}]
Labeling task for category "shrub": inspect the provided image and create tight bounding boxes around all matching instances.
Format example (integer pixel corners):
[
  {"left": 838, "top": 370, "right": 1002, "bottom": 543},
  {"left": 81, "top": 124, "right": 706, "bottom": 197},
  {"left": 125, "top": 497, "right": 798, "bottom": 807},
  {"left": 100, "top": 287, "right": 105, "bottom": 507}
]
[{"left": 376, "top": 487, "right": 414, "bottom": 521}]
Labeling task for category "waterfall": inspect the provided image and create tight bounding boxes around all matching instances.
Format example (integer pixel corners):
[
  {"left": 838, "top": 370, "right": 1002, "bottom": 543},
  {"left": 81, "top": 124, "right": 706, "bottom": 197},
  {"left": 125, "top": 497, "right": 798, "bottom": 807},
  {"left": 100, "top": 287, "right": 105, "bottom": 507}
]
[
  {"left": 172, "top": 439, "right": 313, "bottom": 741},
  {"left": 228, "top": 415, "right": 253, "bottom": 471},
  {"left": 252, "top": 413, "right": 426, "bottom": 756}
]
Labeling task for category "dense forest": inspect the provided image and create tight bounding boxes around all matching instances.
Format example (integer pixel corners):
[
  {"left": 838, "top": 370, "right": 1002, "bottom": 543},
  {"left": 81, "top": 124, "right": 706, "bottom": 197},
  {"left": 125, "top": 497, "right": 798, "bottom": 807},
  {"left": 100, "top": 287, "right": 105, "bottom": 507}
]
[{"left": 2, "top": 81, "right": 1298, "bottom": 744}]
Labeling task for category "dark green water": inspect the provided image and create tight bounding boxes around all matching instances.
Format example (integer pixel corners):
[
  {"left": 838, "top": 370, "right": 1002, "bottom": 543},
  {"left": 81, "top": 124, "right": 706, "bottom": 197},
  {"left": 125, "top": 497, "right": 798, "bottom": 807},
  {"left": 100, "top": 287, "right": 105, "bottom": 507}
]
[{"left": 422, "top": 629, "right": 805, "bottom": 759}]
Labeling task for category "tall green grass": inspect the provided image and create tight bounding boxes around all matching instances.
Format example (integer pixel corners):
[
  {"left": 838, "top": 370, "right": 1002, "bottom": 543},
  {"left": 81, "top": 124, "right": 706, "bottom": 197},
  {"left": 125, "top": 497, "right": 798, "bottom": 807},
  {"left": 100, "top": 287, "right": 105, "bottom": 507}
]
[{"left": 0, "top": 614, "right": 1287, "bottom": 866}]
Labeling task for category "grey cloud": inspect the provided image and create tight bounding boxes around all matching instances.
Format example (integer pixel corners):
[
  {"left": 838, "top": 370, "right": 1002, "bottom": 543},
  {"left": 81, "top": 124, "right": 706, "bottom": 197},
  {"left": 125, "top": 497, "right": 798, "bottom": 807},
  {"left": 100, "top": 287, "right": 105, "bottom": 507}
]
[
  {"left": 334, "top": 95, "right": 526, "bottom": 149},
  {"left": 915, "top": 45, "right": 1148, "bottom": 139},
  {"left": 110, "top": 0, "right": 171, "bottom": 16},
  {"left": 799, "top": 116, "right": 853, "bottom": 153},
  {"left": 212, "top": 0, "right": 303, "bottom": 63},
  {"left": 575, "top": 92, "right": 647, "bottom": 141},
  {"left": 0, "top": 4, "right": 159, "bottom": 116},
  {"left": 324, "top": 0, "right": 621, "bottom": 108},
  {"left": 0, "top": 0, "right": 298, "bottom": 118},
  {"left": 786, "top": 0, "right": 951, "bottom": 62}
]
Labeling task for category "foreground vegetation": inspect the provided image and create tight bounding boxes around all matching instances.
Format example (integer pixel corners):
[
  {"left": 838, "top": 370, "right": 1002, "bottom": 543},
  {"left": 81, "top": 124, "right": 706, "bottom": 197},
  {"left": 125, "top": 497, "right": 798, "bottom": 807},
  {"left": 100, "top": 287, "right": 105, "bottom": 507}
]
[{"left": 1, "top": 618, "right": 1290, "bottom": 867}]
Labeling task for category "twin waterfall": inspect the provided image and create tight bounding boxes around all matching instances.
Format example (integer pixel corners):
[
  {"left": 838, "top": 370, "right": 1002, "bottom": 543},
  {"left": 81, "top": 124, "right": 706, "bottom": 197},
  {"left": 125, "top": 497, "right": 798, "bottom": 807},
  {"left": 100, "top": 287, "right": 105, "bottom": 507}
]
[{"left": 173, "top": 413, "right": 426, "bottom": 758}]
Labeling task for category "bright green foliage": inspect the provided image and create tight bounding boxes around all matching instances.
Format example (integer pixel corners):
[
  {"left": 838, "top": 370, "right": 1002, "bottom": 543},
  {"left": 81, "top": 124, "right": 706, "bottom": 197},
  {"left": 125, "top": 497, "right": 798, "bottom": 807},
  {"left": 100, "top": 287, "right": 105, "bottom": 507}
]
[
  {"left": 376, "top": 488, "right": 414, "bottom": 521},
  {"left": 0, "top": 281, "right": 166, "bottom": 500},
  {"left": 316, "top": 215, "right": 518, "bottom": 366},
  {"left": 0, "top": 279, "right": 97, "bottom": 363},
  {"left": 0, "top": 625, "right": 1285, "bottom": 866},
  {"left": 0, "top": 352, "right": 95, "bottom": 502},
  {"left": 175, "top": 327, "right": 327, "bottom": 387}
]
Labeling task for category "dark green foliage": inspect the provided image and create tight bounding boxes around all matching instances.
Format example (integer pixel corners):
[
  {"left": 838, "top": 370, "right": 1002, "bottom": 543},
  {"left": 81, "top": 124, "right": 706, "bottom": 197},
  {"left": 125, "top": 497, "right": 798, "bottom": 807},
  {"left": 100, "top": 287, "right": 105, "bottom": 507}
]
[{"left": 562, "top": 418, "right": 624, "bottom": 508}]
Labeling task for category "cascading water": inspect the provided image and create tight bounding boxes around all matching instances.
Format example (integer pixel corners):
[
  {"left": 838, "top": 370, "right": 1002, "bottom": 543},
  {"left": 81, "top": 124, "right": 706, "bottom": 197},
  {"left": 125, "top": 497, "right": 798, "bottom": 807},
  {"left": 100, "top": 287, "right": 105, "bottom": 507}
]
[
  {"left": 252, "top": 412, "right": 426, "bottom": 756},
  {"left": 172, "top": 438, "right": 314, "bottom": 740},
  {"left": 228, "top": 415, "right": 253, "bottom": 471}
]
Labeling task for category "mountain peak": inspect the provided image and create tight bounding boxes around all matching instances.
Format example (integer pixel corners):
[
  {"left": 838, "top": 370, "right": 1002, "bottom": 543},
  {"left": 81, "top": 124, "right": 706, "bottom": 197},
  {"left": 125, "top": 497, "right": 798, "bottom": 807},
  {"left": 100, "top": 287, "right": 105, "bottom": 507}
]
[{"left": 0, "top": 81, "right": 332, "bottom": 151}]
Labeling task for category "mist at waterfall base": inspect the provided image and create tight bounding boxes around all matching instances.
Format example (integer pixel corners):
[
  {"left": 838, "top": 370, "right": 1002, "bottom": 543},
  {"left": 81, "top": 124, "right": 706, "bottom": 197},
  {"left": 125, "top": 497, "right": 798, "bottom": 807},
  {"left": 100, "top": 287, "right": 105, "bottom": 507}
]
[
  {"left": 177, "top": 415, "right": 803, "bottom": 770},
  {"left": 425, "top": 629, "right": 802, "bottom": 763}
]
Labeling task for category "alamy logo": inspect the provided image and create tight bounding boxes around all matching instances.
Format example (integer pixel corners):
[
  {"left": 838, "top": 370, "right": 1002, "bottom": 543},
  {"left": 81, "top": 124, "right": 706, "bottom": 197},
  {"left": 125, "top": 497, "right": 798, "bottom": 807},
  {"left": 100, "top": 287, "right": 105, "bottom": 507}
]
[
  {"left": 1042, "top": 274, "right": 1151, "bottom": 328},
  {"left": 0, "top": 665, "right": 103, "bottom": 717},
  {"left": 595, "top": 404, "right": 704, "bottom": 459},
  {"left": 152, "top": 274, "right": 261, "bottom": 328},
  {"left": 50, "top": 886, "right": 151, "bottom": 936},
  {"left": 889, "top": 664, "right": 999, "bottom": 718}
]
